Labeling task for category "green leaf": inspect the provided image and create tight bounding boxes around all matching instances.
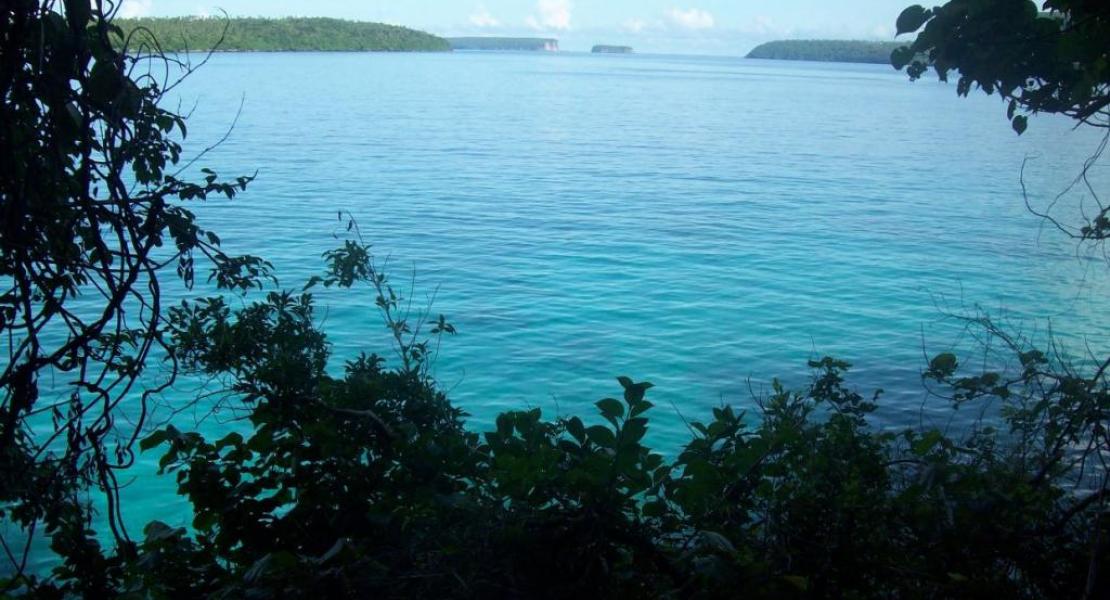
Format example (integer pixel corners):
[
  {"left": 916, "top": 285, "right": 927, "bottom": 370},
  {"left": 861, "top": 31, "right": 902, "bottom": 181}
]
[
  {"left": 1019, "top": 350, "right": 1046, "bottom": 367},
  {"left": 928, "top": 353, "right": 958, "bottom": 378},
  {"left": 643, "top": 499, "right": 667, "bottom": 518},
  {"left": 139, "top": 430, "right": 168, "bottom": 452},
  {"left": 596, "top": 398, "right": 624, "bottom": 422},
  {"left": 890, "top": 46, "right": 915, "bottom": 70},
  {"left": 896, "top": 5, "right": 929, "bottom": 35},
  {"left": 912, "top": 429, "right": 944, "bottom": 456},
  {"left": 782, "top": 576, "right": 810, "bottom": 591},
  {"left": 1012, "top": 115, "right": 1028, "bottom": 135},
  {"left": 566, "top": 417, "right": 586, "bottom": 442},
  {"left": 623, "top": 418, "right": 648, "bottom": 445},
  {"left": 215, "top": 432, "right": 244, "bottom": 451},
  {"left": 496, "top": 413, "right": 513, "bottom": 437},
  {"left": 698, "top": 531, "right": 735, "bottom": 552},
  {"left": 587, "top": 425, "right": 617, "bottom": 448},
  {"left": 193, "top": 511, "right": 218, "bottom": 531},
  {"left": 629, "top": 400, "right": 654, "bottom": 418},
  {"left": 622, "top": 380, "right": 654, "bottom": 404},
  {"left": 142, "top": 521, "right": 179, "bottom": 543}
]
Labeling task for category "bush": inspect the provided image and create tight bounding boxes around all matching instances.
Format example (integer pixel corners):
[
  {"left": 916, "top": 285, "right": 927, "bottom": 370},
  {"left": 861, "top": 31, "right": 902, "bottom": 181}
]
[{"left": 17, "top": 240, "right": 1101, "bottom": 598}]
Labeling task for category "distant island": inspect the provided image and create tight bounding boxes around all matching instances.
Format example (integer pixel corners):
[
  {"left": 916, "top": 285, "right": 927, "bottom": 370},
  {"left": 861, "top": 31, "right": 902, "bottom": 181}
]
[
  {"left": 114, "top": 17, "right": 451, "bottom": 52},
  {"left": 447, "top": 37, "right": 559, "bottom": 52},
  {"left": 746, "top": 40, "right": 903, "bottom": 64},
  {"left": 592, "top": 45, "right": 633, "bottom": 54}
]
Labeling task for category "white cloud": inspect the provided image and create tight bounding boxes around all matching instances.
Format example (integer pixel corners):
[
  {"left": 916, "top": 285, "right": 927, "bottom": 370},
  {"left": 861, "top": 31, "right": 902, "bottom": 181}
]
[
  {"left": 622, "top": 18, "right": 648, "bottom": 33},
  {"left": 666, "top": 8, "right": 715, "bottom": 30},
  {"left": 751, "top": 15, "right": 775, "bottom": 35},
  {"left": 469, "top": 5, "right": 501, "bottom": 28},
  {"left": 527, "top": 0, "right": 572, "bottom": 31},
  {"left": 870, "top": 23, "right": 896, "bottom": 39},
  {"left": 117, "top": 0, "right": 153, "bottom": 18}
]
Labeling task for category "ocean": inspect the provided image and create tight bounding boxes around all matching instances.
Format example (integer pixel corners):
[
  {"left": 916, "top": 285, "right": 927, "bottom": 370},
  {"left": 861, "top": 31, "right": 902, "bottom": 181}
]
[{"left": 9, "top": 50, "right": 1110, "bottom": 569}]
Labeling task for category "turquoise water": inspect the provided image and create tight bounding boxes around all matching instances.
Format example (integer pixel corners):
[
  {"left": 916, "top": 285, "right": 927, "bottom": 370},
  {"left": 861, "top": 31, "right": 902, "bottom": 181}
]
[{"left": 9, "top": 51, "right": 1110, "bottom": 568}]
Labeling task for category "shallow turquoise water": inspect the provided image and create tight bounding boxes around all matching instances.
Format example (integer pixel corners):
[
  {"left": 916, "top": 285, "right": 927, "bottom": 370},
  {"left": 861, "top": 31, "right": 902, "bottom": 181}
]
[
  {"left": 172, "top": 51, "right": 1108, "bottom": 429},
  {"left": 8, "top": 51, "right": 1110, "bottom": 568}
]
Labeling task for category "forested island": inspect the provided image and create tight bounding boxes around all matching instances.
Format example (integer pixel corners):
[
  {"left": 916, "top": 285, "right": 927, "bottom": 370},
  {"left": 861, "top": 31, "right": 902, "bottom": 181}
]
[
  {"left": 114, "top": 17, "right": 451, "bottom": 52},
  {"left": 592, "top": 45, "right": 633, "bottom": 54},
  {"left": 448, "top": 37, "right": 559, "bottom": 51},
  {"left": 746, "top": 39, "right": 903, "bottom": 64}
]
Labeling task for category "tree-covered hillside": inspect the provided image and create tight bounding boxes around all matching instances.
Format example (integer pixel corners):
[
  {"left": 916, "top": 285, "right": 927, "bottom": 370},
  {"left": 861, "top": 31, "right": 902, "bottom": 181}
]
[
  {"left": 116, "top": 17, "right": 451, "bottom": 52},
  {"left": 747, "top": 40, "right": 903, "bottom": 64},
  {"left": 447, "top": 37, "right": 560, "bottom": 51}
]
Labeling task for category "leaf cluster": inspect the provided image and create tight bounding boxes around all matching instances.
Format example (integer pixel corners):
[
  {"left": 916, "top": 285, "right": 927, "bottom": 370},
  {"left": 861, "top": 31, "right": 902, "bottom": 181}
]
[{"left": 892, "top": 0, "right": 1110, "bottom": 133}]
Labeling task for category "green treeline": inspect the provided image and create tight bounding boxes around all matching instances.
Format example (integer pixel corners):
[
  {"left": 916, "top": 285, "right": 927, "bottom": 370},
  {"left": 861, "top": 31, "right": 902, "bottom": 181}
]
[
  {"left": 592, "top": 45, "right": 633, "bottom": 54},
  {"left": 747, "top": 40, "right": 904, "bottom": 64},
  {"left": 448, "top": 37, "right": 559, "bottom": 51},
  {"left": 115, "top": 17, "right": 451, "bottom": 52}
]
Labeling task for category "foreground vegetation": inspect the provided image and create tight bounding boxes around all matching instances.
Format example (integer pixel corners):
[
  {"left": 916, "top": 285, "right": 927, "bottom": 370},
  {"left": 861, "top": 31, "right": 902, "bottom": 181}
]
[
  {"left": 17, "top": 243, "right": 1105, "bottom": 598},
  {"left": 116, "top": 17, "right": 451, "bottom": 52},
  {"left": 746, "top": 40, "right": 904, "bottom": 64},
  {"left": 2, "top": 1, "right": 1108, "bottom": 598}
]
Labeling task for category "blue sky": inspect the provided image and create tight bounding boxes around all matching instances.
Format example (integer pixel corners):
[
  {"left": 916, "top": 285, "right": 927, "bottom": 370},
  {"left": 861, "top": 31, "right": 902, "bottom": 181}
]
[{"left": 117, "top": 1, "right": 915, "bottom": 54}]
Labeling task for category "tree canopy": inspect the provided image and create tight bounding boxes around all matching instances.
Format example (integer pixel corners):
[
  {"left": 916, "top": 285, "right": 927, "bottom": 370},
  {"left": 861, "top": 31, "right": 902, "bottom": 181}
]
[
  {"left": 1, "top": 0, "right": 269, "bottom": 586},
  {"left": 892, "top": 0, "right": 1110, "bottom": 134}
]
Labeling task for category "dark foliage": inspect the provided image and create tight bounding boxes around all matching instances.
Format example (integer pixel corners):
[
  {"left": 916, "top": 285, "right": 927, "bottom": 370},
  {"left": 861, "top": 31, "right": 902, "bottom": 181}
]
[
  {"left": 11, "top": 236, "right": 1104, "bottom": 598},
  {"left": 0, "top": 0, "right": 269, "bottom": 592},
  {"left": 2, "top": 1, "right": 1108, "bottom": 599},
  {"left": 892, "top": 0, "right": 1110, "bottom": 134}
]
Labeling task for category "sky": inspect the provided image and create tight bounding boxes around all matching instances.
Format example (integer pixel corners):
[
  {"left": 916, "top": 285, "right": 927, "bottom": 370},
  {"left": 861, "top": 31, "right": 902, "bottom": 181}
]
[{"left": 116, "top": 1, "right": 916, "bottom": 55}]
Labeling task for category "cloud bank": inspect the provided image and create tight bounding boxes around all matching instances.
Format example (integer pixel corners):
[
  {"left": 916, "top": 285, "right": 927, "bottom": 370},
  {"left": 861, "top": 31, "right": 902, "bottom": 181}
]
[
  {"left": 526, "top": 0, "right": 572, "bottom": 31},
  {"left": 666, "top": 8, "right": 715, "bottom": 30},
  {"left": 469, "top": 5, "right": 500, "bottom": 28}
]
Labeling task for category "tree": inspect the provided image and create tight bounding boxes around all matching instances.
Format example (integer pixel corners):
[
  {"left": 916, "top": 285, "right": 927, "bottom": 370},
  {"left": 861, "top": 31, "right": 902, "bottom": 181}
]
[
  {"left": 893, "top": 1, "right": 1110, "bottom": 242},
  {"left": 0, "top": 1, "right": 268, "bottom": 591},
  {"left": 892, "top": 0, "right": 1109, "bottom": 134}
]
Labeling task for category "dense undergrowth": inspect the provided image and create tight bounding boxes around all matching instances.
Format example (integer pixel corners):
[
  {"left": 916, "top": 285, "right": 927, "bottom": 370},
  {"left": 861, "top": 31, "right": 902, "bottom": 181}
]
[{"left": 13, "top": 238, "right": 1106, "bottom": 598}]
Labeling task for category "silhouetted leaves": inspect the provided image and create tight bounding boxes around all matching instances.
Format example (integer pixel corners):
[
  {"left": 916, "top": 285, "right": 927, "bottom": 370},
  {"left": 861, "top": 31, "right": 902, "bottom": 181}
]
[{"left": 892, "top": 0, "right": 1110, "bottom": 134}]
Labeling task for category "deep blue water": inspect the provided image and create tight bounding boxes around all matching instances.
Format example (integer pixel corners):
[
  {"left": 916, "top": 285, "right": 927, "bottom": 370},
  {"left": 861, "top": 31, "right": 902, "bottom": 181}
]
[{"left": 8, "top": 51, "right": 1110, "bottom": 569}]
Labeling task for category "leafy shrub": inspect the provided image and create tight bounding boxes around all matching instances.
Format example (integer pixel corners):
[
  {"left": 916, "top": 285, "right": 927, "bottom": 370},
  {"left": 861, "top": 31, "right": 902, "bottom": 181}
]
[{"left": 15, "top": 241, "right": 1101, "bottom": 598}]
